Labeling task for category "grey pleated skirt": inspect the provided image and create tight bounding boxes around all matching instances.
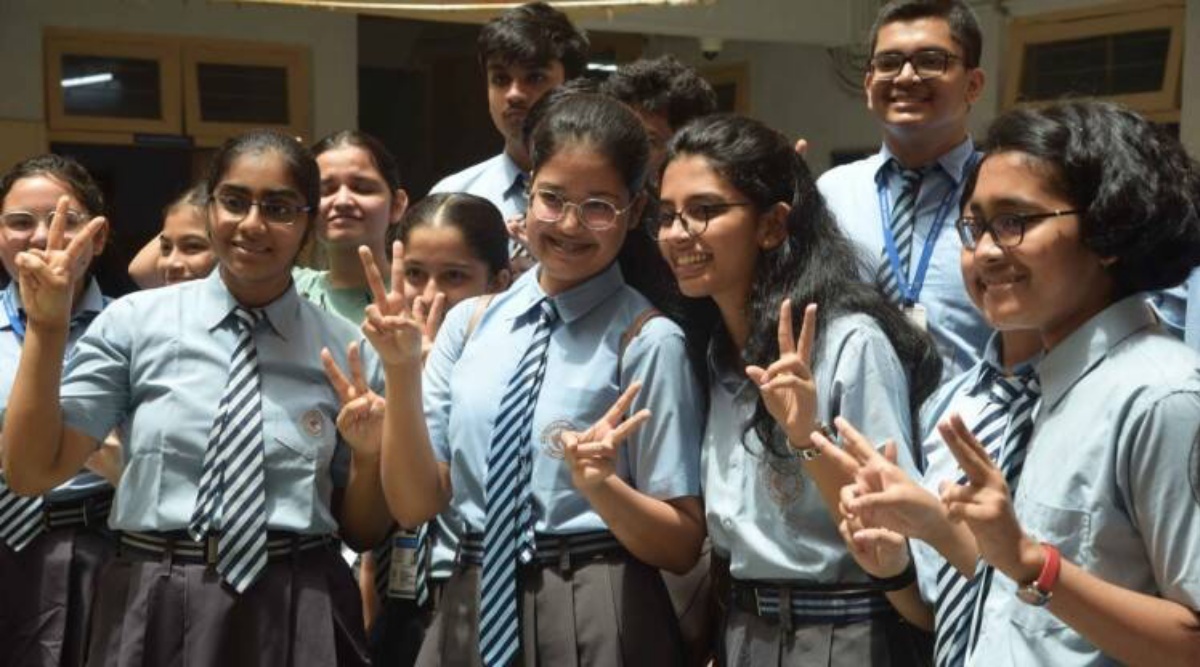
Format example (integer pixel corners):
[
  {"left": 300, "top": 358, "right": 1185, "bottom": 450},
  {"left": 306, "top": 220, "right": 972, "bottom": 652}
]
[
  {"left": 416, "top": 554, "right": 684, "bottom": 667},
  {"left": 84, "top": 539, "right": 370, "bottom": 667},
  {"left": 0, "top": 524, "right": 115, "bottom": 667}
]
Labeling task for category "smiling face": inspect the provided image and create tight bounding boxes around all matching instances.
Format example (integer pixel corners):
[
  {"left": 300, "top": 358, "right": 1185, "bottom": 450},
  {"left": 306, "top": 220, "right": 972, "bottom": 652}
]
[
  {"left": 865, "top": 17, "right": 983, "bottom": 146},
  {"left": 657, "top": 154, "right": 773, "bottom": 308},
  {"left": 401, "top": 223, "right": 505, "bottom": 310},
  {"left": 525, "top": 145, "right": 636, "bottom": 295},
  {"left": 317, "top": 145, "right": 406, "bottom": 252},
  {"left": 0, "top": 174, "right": 107, "bottom": 290},
  {"left": 209, "top": 151, "right": 310, "bottom": 307},
  {"left": 486, "top": 59, "right": 565, "bottom": 153},
  {"left": 961, "top": 151, "right": 1115, "bottom": 349},
  {"left": 157, "top": 204, "right": 215, "bottom": 285}
]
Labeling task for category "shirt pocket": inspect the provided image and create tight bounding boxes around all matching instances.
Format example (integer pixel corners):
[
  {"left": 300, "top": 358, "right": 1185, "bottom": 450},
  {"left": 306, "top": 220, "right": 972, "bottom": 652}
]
[{"left": 1008, "top": 501, "right": 1091, "bottom": 635}]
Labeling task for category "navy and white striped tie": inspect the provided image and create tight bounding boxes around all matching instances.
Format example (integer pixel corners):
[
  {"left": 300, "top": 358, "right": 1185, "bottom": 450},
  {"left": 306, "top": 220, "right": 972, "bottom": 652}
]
[
  {"left": 188, "top": 306, "right": 268, "bottom": 594},
  {"left": 878, "top": 165, "right": 924, "bottom": 303},
  {"left": 933, "top": 367, "right": 1040, "bottom": 666},
  {"left": 0, "top": 481, "right": 43, "bottom": 552},
  {"left": 479, "top": 298, "right": 557, "bottom": 667}
]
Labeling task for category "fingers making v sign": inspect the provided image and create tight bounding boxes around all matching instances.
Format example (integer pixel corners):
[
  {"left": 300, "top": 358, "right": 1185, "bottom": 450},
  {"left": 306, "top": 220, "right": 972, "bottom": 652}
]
[
  {"left": 13, "top": 195, "right": 106, "bottom": 330},
  {"left": 321, "top": 341, "right": 385, "bottom": 457},
  {"left": 359, "top": 241, "right": 428, "bottom": 367},
  {"left": 561, "top": 383, "right": 652, "bottom": 493},
  {"left": 745, "top": 298, "right": 819, "bottom": 449}
]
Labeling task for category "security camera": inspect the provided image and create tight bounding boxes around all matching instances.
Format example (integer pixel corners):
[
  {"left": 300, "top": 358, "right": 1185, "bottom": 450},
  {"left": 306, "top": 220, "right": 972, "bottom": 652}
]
[{"left": 699, "top": 36, "right": 723, "bottom": 61}]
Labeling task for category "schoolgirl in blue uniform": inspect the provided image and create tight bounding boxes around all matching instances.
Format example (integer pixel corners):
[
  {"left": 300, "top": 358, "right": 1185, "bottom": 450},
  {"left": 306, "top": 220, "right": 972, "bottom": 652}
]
[
  {"left": 0, "top": 154, "right": 116, "bottom": 667},
  {"left": 1, "top": 130, "right": 393, "bottom": 666},
  {"left": 365, "top": 92, "right": 706, "bottom": 666},
  {"left": 653, "top": 114, "right": 940, "bottom": 665}
]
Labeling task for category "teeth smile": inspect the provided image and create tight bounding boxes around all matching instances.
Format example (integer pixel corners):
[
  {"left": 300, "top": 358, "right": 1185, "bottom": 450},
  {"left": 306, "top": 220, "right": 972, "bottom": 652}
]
[{"left": 676, "top": 253, "right": 711, "bottom": 267}]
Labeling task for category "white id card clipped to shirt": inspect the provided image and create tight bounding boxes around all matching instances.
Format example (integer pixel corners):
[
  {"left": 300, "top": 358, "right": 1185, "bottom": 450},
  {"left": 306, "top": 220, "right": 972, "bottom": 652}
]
[
  {"left": 388, "top": 530, "right": 421, "bottom": 599},
  {"left": 904, "top": 303, "right": 928, "bottom": 332}
]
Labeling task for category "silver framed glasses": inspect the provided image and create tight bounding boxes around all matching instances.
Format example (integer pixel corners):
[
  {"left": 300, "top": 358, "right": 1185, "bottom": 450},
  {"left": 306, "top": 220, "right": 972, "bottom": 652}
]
[
  {"left": 0, "top": 209, "right": 89, "bottom": 235},
  {"left": 528, "top": 188, "right": 632, "bottom": 231}
]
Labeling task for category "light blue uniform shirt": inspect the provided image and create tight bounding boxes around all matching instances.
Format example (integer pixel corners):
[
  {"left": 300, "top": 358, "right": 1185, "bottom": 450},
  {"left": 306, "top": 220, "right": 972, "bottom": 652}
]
[
  {"left": 1186, "top": 268, "right": 1200, "bottom": 350},
  {"left": 58, "top": 272, "right": 381, "bottom": 534},
  {"left": 703, "top": 312, "right": 917, "bottom": 582},
  {"left": 423, "top": 262, "right": 702, "bottom": 535},
  {"left": 429, "top": 152, "right": 527, "bottom": 222},
  {"left": 970, "top": 297, "right": 1200, "bottom": 665},
  {"left": 817, "top": 139, "right": 990, "bottom": 381},
  {"left": 0, "top": 279, "right": 110, "bottom": 502},
  {"left": 911, "top": 333, "right": 1039, "bottom": 614}
]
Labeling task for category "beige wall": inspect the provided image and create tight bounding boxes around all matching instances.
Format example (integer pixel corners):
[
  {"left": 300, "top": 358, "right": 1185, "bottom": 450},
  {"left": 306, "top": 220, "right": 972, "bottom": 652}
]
[{"left": 0, "top": 0, "right": 357, "bottom": 141}]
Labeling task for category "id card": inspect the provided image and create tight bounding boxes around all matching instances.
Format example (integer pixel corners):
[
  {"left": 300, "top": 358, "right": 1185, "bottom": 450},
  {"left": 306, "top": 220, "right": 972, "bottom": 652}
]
[
  {"left": 903, "top": 303, "right": 928, "bottom": 332},
  {"left": 388, "top": 531, "right": 421, "bottom": 600}
]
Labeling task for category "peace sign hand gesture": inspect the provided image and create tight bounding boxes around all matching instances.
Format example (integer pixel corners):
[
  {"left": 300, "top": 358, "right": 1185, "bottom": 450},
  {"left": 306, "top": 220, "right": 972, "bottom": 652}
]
[
  {"left": 410, "top": 291, "right": 447, "bottom": 364},
  {"left": 562, "top": 383, "right": 652, "bottom": 493},
  {"left": 745, "top": 299, "right": 819, "bottom": 449},
  {"left": 14, "top": 195, "right": 106, "bottom": 330},
  {"left": 360, "top": 241, "right": 425, "bottom": 368},
  {"left": 321, "top": 341, "right": 385, "bottom": 457},
  {"left": 938, "top": 413, "right": 1044, "bottom": 583}
]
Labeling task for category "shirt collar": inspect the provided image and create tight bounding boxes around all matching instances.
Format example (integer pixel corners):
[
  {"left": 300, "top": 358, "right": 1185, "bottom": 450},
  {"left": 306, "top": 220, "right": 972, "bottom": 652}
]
[
  {"left": 1037, "top": 295, "right": 1157, "bottom": 411},
  {"left": 967, "top": 331, "right": 1040, "bottom": 396},
  {"left": 1, "top": 278, "right": 106, "bottom": 331},
  {"left": 200, "top": 270, "right": 299, "bottom": 339},
  {"left": 508, "top": 261, "right": 625, "bottom": 325},
  {"left": 874, "top": 136, "right": 977, "bottom": 186},
  {"left": 498, "top": 152, "right": 529, "bottom": 201}
]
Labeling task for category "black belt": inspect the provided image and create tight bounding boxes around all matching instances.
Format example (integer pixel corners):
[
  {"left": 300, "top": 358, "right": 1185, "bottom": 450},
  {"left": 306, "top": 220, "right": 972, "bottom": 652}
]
[
  {"left": 119, "top": 530, "right": 332, "bottom": 566},
  {"left": 730, "top": 578, "right": 896, "bottom": 631},
  {"left": 43, "top": 491, "right": 112, "bottom": 530},
  {"left": 458, "top": 531, "right": 625, "bottom": 571}
]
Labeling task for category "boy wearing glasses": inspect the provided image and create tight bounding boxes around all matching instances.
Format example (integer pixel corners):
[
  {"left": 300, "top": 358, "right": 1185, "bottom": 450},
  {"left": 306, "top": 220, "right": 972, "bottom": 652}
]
[
  {"left": 818, "top": 0, "right": 989, "bottom": 381},
  {"left": 429, "top": 2, "right": 588, "bottom": 226}
]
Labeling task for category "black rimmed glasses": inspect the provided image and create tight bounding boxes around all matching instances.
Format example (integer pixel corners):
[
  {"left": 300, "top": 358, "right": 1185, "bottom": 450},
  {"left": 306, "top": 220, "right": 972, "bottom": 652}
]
[
  {"left": 869, "top": 49, "right": 960, "bottom": 80},
  {"left": 528, "top": 188, "right": 632, "bottom": 231},
  {"left": 211, "top": 189, "right": 311, "bottom": 226},
  {"left": 956, "top": 210, "right": 1081, "bottom": 251},
  {"left": 648, "top": 201, "right": 753, "bottom": 240},
  {"left": 0, "top": 209, "right": 89, "bottom": 236}
]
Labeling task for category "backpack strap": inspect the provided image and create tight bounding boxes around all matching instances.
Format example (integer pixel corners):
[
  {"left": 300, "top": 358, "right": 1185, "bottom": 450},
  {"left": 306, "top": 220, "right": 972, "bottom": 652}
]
[
  {"left": 464, "top": 294, "right": 496, "bottom": 342},
  {"left": 617, "top": 307, "right": 663, "bottom": 380}
]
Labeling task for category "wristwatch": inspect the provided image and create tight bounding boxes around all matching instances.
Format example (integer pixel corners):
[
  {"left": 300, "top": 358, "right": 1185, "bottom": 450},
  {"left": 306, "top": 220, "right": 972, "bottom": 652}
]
[{"left": 1015, "top": 542, "right": 1061, "bottom": 606}]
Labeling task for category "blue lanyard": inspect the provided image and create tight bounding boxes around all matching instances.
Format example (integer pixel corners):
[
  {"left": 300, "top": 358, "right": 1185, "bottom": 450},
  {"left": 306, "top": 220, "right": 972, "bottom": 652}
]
[
  {"left": 2, "top": 287, "right": 25, "bottom": 343},
  {"left": 877, "top": 153, "right": 979, "bottom": 306}
]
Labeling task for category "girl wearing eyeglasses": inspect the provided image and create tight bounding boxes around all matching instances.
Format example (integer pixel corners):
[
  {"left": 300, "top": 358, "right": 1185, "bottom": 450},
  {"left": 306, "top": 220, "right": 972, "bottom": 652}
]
[
  {"left": 0, "top": 154, "right": 118, "bottom": 667},
  {"left": 2, "top": 130, "right": 394, "bottom": 666},
  {"left": 362, "top": 92, "right": 705, "bottom": 666},
  {"left": 654, "top": 113, "right": 941, "bottom": 666},
  {"left": 829, "top": 101, "right": 1200, "bottom": 665}
]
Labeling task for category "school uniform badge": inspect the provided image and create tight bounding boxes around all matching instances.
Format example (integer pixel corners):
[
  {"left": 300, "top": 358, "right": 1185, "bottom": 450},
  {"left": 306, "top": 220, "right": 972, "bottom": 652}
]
[
  {"left": 540, "top": 419, "right": 580, "bottom": 459},
  {"left": 302, "top": 409, "right": 324, "bottom": 437}
]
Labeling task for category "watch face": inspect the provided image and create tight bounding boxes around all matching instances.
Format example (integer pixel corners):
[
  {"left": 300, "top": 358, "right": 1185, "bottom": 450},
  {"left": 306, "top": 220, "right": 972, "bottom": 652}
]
[{"left": 1016, "top": 585, "right": 1052, "bottom": 607}]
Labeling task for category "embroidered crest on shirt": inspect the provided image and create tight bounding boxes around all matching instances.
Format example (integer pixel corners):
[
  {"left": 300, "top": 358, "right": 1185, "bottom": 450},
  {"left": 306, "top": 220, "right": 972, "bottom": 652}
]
[
  {"left": 539, "top": 419, "right": 580, "bottom": 460},
  {"left": 760, "top": 455, "right": 806, "bottom": 509}
]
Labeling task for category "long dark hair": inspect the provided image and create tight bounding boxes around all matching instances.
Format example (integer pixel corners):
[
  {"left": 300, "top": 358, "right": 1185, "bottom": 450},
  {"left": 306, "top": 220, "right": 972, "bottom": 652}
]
[{"left": 666, "top": 114, "right": 942, "bottom": 458}]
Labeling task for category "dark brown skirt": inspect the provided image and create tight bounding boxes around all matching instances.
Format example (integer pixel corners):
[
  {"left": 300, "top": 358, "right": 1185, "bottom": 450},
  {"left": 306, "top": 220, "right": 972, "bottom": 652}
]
[
  {"left": 417, "top": 555, "right": 684, "bottom": 667},
  {"left": 84, "top": 539, "right": 370, "bottom": 667},
  {"left": 0, "top": 525, "right": 115, "bottom": 667}
]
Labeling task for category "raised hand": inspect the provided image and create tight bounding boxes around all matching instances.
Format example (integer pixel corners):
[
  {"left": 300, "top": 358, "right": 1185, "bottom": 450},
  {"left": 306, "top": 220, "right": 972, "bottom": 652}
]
[
  {"left": 359, "top": 241, "right": 425, "bottom": 367},
  {"left": 838, "top": 501, "right": 911, "bottom": 579},
  {"left": 562, "top": 383, "right": 651, "bottom": 493},
  {"left": 938, "top": 413, "right": 1043, "bottom": 582},
  {"left": 814, "top": 417, "right": 947, "bottom": 542},
  {"left": 745, "top": 299, "right": 818, "bottom": 449},
  {"left": 322, "top": 341, "right": 385, "bottom": 457},
  {"left": 410, "top": 291, "right": 447, "bottom": 364},
  {"left": 14, "top": 195, "right": 106, "bottom": 329}
]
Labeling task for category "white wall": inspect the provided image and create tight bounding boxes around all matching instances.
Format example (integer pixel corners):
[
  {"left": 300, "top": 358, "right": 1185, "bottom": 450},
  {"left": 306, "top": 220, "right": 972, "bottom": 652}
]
[{"left": 0, "top": 0, "right": 358, "bottom": 140}]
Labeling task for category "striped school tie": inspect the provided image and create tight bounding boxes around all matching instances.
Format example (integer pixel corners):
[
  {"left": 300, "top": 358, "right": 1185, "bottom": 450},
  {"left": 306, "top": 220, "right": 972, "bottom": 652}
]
[
  {"left": 0, "top": 480, "right": 43, "bottom": 552},
  {"left": 877, "top": 164, "right": 924, "bottom": 303},
  {"left": 188, "top": 306, "right": 269, "bottom": 594},
  {"left": 479, "top": 298, "right": 557, "bottom": 667},
  {"left": 933, "top": 367, "right": 1040, "bottom": 667}
]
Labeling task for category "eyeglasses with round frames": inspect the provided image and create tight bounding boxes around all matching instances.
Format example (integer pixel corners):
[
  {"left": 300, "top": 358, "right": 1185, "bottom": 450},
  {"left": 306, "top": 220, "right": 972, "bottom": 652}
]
[
  {"left": 528, "top": 188, "right": 632, "bottom": 231},
  {"left": 869, "top": 49, "right": 960, "bottom": 81},
  {"left": 956, "top": 209, "right": 1080, "bottom": 251},
  {"left": 649, "top": 201, "right": 753, "bottom": 240},
  {"left": 210, "top": 190, "right": 310, "bottom": 226},
  {"left": 0, "top": 209, "right": 89, "bottom": 236}
]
